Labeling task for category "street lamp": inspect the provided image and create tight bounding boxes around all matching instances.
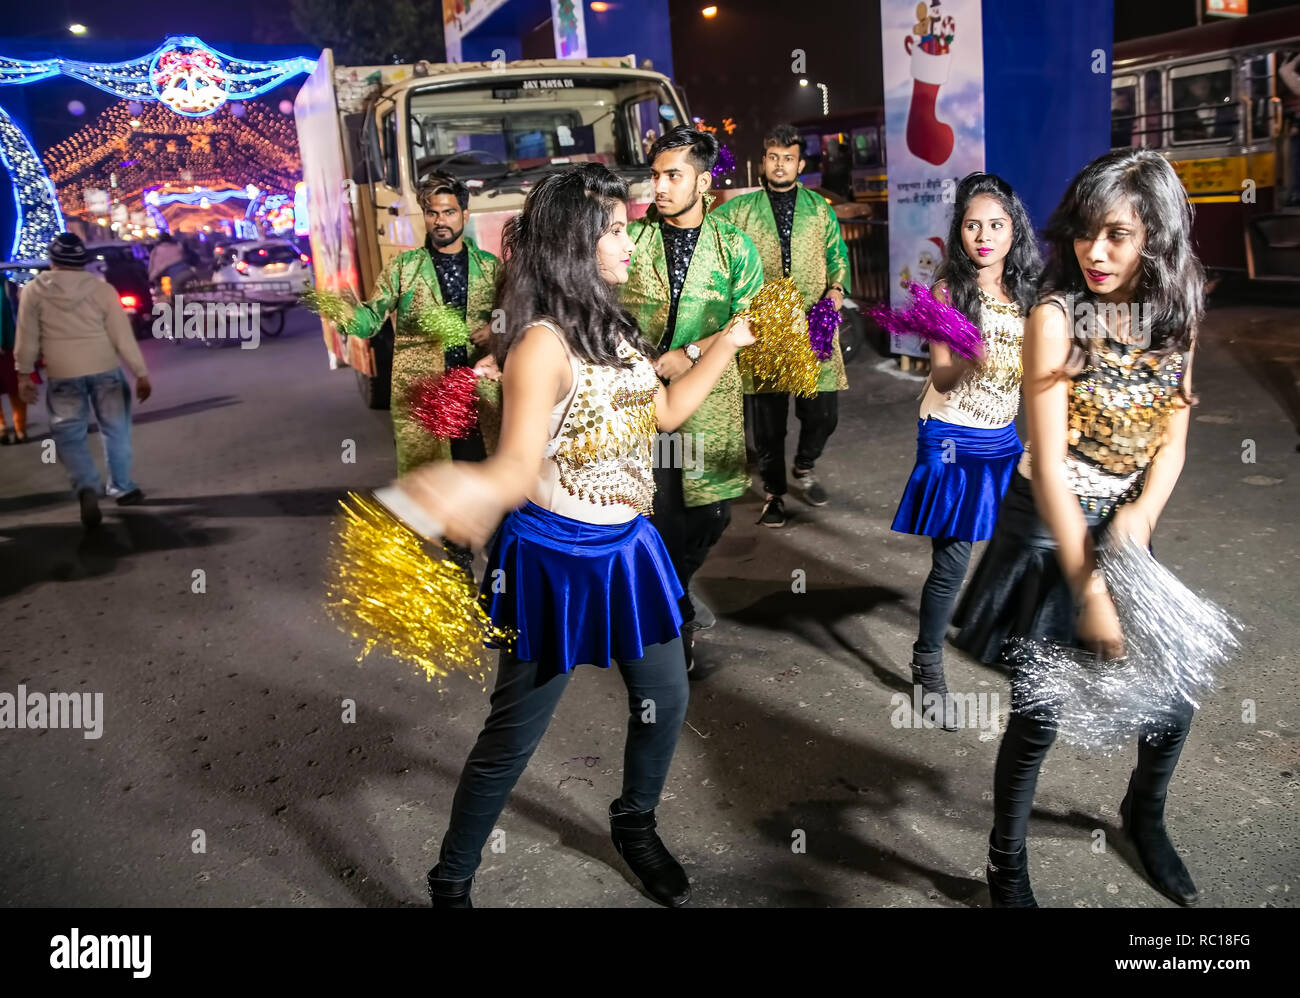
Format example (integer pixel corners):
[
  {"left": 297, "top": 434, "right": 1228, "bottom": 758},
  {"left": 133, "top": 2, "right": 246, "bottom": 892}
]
[
  {"left": 68, "top": 23, "right": 87, "bottom": 35},
  {"left": 702, "top": 5, "right": 718, "bottom": 17},
  {"left": 799, "top": 78, "right": 809, "bottom": 87}
]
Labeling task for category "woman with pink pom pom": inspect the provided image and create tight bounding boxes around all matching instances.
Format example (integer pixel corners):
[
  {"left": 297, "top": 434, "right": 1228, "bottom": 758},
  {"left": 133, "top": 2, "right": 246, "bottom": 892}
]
[{"left": 889, "top": 172, "right": 1041, "bottom": 730}]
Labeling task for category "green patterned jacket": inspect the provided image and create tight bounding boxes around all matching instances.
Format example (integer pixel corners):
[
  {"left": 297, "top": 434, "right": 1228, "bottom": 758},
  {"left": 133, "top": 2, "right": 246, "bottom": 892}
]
[
  {"left": 711, "top": 184, "right": 851, "bottom": 393},
  {"left": 620, "top": 206, "right": 763, "bottom": 507},
  {"left": 349, "top": 239, "right": 500, "bottom": 474}
]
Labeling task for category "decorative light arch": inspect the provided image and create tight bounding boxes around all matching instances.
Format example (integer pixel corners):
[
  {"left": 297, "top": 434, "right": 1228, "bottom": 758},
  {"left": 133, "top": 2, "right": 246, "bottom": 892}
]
[{"left": 0, "top": 35, "right": 314, "bottom": 267}]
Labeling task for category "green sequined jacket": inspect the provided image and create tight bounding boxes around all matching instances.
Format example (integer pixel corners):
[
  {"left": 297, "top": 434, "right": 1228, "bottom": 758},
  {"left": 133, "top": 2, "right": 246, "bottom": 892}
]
[
  {"left": 348, "top": 240, "right": 500, "bottom": 474},
  {"left": 711, "top": 184, "right": 851, "bottom": 393},
  {"left": 620, "top": 206, "right": 763, "bottom": 506}
]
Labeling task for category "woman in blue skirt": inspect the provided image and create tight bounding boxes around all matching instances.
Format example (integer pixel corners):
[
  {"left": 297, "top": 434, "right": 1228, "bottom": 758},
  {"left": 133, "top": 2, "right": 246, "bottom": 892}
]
[
  {"left": 890, "top": 173, "right": 1041, "bottom": 729},
  {"left": 393, "top": 164, "right": 754, "bottom": 907}
]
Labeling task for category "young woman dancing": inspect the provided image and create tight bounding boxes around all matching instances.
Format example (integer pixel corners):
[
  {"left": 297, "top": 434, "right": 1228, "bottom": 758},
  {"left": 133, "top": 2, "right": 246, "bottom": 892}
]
[
  {"left": 954, "top": 149, "right": 1205, "bottom": 907},
  {"left": 891, "top": 173, "right": 1040, "bottom": 729},
  {"left": 393, "top": 163, "right": 754, "bottom": 908}
]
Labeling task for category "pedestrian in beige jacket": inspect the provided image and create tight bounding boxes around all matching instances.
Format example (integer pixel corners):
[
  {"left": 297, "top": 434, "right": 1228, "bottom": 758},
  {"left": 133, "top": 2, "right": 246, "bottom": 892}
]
[{"left": 14, "top": 232, "right": 152, "bottom": 528}]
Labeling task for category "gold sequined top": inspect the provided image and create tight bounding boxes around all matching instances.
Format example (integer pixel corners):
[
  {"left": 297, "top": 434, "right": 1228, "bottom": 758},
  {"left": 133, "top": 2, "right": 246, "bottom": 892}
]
[
  {"left": 1069, "top": 344, "right": 1185, "bottom": 479},
  {"left": 530, "top": 323, "right": 660, "bottom": 523},
  {"left": 919, "top": 289, "right": 1024, "bottom": 428}
]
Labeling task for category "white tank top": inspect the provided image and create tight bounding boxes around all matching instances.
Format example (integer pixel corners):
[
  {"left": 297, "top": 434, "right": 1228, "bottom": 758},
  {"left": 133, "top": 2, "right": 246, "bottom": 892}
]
[{"left": 526, "top": 320, "right": 660, "bottom": 525}]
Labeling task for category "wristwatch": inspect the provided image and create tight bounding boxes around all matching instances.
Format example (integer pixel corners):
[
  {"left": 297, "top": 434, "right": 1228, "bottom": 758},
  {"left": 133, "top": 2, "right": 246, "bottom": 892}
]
[{"left": 684, "top": 342, "right": 702, "bottom": 365}]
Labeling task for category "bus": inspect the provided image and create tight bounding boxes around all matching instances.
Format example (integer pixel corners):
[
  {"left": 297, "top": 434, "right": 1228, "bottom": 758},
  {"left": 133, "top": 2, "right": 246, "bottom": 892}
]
[{"left": 1112, "top": 6, "right": 1300, "bottom": 282}]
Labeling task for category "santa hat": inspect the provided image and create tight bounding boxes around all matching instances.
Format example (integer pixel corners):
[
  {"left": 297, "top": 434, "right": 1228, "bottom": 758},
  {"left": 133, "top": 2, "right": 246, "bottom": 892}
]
[{"left": 917, "top": 235, "right": 944, "bottom": 259}]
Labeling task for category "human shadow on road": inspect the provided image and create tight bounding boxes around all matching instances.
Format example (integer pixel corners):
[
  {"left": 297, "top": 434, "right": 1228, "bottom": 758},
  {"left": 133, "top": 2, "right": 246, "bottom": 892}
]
[
  {"left": 0, "top": 490, "right": 72, "bottom": 516},
  {"left": 131, "top": 395, "right": 243, "bottom": 427},
  {"left": 0, "top": 510, "right": 233, "bottom": 599},
  {"left": 140, "top": 487, "right": 350, "bottom": 519},
  {"left": 669, "top": 681, "right": 989, "bottom": 907},
  {"left": 174, "top": 672, "right": 464, "bottom": 908}
]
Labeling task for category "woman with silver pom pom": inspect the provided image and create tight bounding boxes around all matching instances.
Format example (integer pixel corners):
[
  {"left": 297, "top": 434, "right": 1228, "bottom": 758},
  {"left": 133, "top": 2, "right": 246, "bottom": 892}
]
[{"left": 953, "top": 149, "right": 1207, "bottom": 907}]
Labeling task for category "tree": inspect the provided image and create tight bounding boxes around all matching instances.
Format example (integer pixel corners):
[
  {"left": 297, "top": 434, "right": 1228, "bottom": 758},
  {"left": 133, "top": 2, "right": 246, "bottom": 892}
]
[{"left": 290, "top": 0, "right": 447, "bottom": 65}]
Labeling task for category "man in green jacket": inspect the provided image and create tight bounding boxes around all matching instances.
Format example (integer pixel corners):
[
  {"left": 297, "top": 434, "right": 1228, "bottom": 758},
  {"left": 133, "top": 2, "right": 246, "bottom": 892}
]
[
  {"left": 620, "top": 126, "right": 763, "bottom": 679},
  {"left": 348, "top": 172, "right": 500, "bottom": 476},
  {"left": 712, "top": 124, "right": 851, "bottom": 528}
]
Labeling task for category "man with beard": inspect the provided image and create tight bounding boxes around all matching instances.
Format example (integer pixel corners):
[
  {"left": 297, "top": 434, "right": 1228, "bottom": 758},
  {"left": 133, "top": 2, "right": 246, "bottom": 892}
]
[
  {"left": 348, "top": 173, "right": 500, "bottom": 475},
  {"left": 620, "top": 126, "right": 763, "bottom": 680},
  {"left": 347, "top": 173, "right": 499, "bottom": 573},
  {"left": 712, "top": 123, "right": 851, "bottom": 528}
]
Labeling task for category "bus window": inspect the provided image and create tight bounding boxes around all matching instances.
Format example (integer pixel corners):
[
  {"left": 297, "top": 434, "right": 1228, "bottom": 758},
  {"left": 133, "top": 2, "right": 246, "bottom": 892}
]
[
  {"left": 851, "top": 127, "right": 882, "bottom": 168},
  {"left": 1242, "top": 53, "right": 1273, "bottom": 143},
  {"left": 1170, "top": 61, "right": 1235, "bottom": 144},
  {"left": 1112, "top": 78, "right": 1139, "bottom": 148},
  {"left": 1142, "top": 69, "right": 1164, "bottom": 148}
]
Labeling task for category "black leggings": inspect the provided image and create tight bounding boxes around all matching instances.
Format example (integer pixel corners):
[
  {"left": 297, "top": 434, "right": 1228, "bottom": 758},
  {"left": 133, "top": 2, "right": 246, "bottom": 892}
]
[
  {"left": 993, "top": 697, "right": 1194, "bottom": 852},
  {"left": 437, "top": 638, "right": 689, "bottom": 880},
  {"left": 914, "top": 536, "right": 973, "bottom": 662}
]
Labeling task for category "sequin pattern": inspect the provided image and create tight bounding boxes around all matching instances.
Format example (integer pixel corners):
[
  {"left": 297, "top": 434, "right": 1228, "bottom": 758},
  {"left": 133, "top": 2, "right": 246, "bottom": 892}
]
[
  {"left": 431, "top": 246, "right": 469, "bottom": 317},
  {"left": 944, "top": 291, "right": 1024, "bottom": 425},
  {"left": 547, "top": 341, "right": 660, "bottom": 515},
  {"left": 1068, "top": 346, "right": 1185, "bottom": 517},
  {"left": 767, "top": 186, "right": 797, "bottom": 276}
]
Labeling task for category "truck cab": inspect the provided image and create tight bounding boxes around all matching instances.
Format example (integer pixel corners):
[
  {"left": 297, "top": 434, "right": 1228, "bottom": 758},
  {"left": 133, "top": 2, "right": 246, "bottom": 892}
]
[{"left": 295, "top": 52, "right": 689, "bottom": 407}]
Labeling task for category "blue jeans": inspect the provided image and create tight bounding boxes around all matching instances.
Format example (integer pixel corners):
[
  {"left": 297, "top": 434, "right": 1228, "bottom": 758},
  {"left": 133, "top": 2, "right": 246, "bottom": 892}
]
[{"left": 46, "top": 368, "right": 138, "bottom": 496}]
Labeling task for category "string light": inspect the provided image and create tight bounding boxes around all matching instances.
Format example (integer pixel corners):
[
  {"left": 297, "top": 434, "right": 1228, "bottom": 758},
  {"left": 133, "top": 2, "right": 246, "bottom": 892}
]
[
  {"left": 45, "top": 98, "right": 301, "bottom": 222},
  {"left": 0, "top": 105, "right": 65, "bottom": 265},
  {"left": 0, "top": 35, "right": 314, "bottom": 118}
]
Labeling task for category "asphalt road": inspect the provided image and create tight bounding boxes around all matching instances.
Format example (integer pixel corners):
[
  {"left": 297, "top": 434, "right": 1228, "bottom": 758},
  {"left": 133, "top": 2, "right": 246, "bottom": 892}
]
[{"left": 0, "top": 303, "right": 1295, "bottom": 907}]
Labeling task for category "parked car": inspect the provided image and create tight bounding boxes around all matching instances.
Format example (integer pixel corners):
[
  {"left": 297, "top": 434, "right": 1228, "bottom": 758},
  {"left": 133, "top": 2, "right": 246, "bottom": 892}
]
[
  {"left": 214, "top": 240, "right": 313, "bottom": 295},
  {"left": 86, "top": 242, "right": 154, "bottom": 337}
]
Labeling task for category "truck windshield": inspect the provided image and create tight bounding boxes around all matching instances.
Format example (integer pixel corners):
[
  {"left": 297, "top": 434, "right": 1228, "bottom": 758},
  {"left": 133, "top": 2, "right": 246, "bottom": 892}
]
[{"left": 407, "top": 75, "right": 683, "bottom": 186}]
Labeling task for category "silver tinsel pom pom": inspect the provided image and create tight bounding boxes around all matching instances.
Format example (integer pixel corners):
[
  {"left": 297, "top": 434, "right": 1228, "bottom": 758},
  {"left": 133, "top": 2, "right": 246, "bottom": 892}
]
[{"left": 1009, "top": 535, "right": 1244, "bottom": 752}]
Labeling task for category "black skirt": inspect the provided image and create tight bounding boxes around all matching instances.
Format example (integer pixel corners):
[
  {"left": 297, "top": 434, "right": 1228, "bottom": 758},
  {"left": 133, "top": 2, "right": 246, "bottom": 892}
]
[{"left": 952, "top": 473, "right": 1108, "bottom": 669}]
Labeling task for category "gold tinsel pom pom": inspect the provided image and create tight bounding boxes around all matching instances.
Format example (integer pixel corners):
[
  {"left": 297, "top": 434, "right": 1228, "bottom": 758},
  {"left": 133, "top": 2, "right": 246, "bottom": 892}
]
[
  {"left": 326, "top": 492, "right": 510, "bottom": 686},
  {"left": 300, "top": 288, "right": 358, "bottom": 329},
  {"left": 738, "top": 277, "right": 821, "bottom": 397}
]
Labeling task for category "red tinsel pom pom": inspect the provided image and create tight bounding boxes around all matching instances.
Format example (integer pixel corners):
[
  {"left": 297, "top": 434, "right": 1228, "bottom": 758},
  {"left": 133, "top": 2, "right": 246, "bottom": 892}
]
[{"left": 410, "top": 367, "right": 481, "bottom": 439}]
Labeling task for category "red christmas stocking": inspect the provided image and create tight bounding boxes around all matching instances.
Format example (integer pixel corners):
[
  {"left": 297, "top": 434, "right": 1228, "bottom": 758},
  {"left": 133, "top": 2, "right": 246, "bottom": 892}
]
[{"left": 905, "top": 46, "right": 955, "bottom": 166}]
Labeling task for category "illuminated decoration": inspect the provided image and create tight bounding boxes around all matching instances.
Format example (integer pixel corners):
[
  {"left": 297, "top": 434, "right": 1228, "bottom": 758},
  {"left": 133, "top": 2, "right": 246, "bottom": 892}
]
[
  {"left": 0, "top": 36, "right": 315, "bottom": 118},
  {"left": 146, "top": 184, "right": 259, "bottom": 208},
  {"left": 46, "top": 98, "right": 300, "bottom": 221},
  {"left": 0, "top": 105, "right": 65, "bottom": 261},
  {"left": 0, "top": 35, "right": 311, "bottom": 273}
]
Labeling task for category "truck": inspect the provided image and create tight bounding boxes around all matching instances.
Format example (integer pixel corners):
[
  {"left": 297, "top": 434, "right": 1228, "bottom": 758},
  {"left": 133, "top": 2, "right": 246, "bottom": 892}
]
[{"left": 293, "top": 51, "right": 691, "bottom": 407}]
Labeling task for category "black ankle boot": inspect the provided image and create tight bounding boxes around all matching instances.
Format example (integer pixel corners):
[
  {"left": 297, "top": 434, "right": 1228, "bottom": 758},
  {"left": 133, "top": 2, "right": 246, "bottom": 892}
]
[
  {"left": 609, "top": 800, "right": 691, "bottom": 907},
  {"left": 426, "top": 864, "right": 473, "bottom": 908},
  {"left": 986, "top": 832, "right": 1038, "bottom": 907},
  {"left": 911, "top": 650, "right": 958, "bottom": 731},
  {"left": 1120, "top": 778, "right": 1201, "bottom": 907}
]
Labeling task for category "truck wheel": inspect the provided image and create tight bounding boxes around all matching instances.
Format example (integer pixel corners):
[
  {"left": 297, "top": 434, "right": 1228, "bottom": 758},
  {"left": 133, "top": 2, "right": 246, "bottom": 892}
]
[
  {"left": 838, "top": 306, "right": 869, "bottom": 364},
  {"left": 356, "top": 370, "right": 390, "bottom": 409}
]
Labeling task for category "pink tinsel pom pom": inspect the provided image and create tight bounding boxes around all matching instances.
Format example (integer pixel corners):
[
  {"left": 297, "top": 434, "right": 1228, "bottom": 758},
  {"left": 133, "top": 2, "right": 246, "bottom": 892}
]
[
  {"left": 410, "top": 367, "right": 481, "bottom": 439},
  {"left": 871, "top": 281, "right": 983, "bottom": 360},
  {"left": 807, "top": 298, "right": 842, "bottom": 362}
]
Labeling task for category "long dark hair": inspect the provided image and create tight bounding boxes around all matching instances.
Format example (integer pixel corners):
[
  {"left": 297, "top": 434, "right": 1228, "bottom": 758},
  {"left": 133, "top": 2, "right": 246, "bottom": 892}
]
[
  {"left": 1039, "top": 148, "right": 1203, "bottom": 399},
  {"left": 932, "top": 172, "right": 1041, "bottom": 319},
  {"left": 493, "top": 163, "right": 651, "bottom": 368}
]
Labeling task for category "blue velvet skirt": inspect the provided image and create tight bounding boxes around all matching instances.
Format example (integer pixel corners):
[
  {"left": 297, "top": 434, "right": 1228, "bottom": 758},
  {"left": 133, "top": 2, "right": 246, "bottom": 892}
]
[
  {"left": 890, "top": 419, "right": 1023, "bottom": 542},
  {"left": 479, "top": 501, "right": 684, "bottom": 674}
]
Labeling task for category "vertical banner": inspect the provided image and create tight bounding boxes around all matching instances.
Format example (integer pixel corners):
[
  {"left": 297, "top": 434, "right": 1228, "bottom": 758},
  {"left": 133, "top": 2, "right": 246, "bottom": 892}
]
[
  {"left": 880, "top": 0, "right": 986, "bottom": 356},
  {"left": 552, "top": 0, "right": 589, "bottom": 59},
  {"left": 443, "top": 0, "right": 512, "bottom": 63}
]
